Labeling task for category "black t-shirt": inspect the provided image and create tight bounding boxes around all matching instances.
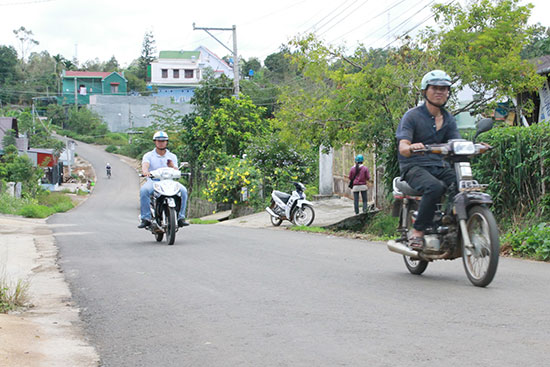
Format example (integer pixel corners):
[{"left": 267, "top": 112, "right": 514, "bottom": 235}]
[{"left": 395, "top": 103, "right": 461, "bottom": 174}]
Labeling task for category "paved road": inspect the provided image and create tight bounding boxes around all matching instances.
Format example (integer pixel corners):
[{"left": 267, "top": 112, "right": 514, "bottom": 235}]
[{"left": 48, "top": 142, "right": 550, "bottom": 366}]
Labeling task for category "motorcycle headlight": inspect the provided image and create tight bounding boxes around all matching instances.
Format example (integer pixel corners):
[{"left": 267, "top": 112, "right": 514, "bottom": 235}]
[{"left": 453, "top": 141, "right": 475, "bottom": 155}]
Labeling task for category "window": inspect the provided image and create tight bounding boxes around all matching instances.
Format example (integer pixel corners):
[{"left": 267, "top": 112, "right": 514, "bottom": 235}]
[
  {"left": 79, "top": 84, "right": 87, "bottom": 95},
  {"left": 184, "top": 69, "right": 194, "bottom": 78},
  {"left": 110, "top": 83, "right": 119, "bottom": 93},
  {"left": 173, "top": 69, "right": 179, "bottom": 78},
  {"left": 162, "top": 69, "right": 168, "bottom": 78}
]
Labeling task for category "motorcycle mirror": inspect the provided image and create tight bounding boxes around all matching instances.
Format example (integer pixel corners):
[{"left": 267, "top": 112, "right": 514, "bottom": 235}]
[
  {"left": 473, "top": 118, "right": 494, "bottom": 142},
  {"left": 179, "top": 162, "right": 189, "bottom": 168}
]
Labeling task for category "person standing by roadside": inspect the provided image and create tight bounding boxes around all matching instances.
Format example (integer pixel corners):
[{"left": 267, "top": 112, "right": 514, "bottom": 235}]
[{"left": 348, "top": 154, "right": 370, "bottom": 215}]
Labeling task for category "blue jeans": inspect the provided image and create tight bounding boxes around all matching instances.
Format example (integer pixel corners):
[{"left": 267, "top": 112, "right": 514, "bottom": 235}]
[{"left": 140, "top": 179, "right": 188, "bottom": 221}]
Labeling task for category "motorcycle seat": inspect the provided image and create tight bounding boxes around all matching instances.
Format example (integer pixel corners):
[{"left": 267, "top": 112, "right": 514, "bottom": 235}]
[
  {"left": 394, "top": 177, "right": 422, "bottom": 197},
  {"left": 273, "top": 190, "right": 291, "bottom": 203}
]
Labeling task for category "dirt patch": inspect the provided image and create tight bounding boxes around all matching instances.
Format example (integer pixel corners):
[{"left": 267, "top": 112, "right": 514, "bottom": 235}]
[{"left": 0, "top": 216, "right": 99, "bottom": 367}]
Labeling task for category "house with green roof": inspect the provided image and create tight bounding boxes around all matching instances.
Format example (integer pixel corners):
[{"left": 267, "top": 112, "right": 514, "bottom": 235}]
[
  {"left": 149, "top": 47, "right": 233, "bottom": 102},
  {"left": 58, "top": 71, "right": 127, "bottom": 105}
]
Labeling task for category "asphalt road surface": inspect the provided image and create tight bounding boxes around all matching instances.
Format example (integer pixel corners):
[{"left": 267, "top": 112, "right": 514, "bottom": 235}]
[{"left": 48, "top": 141, "right": 550, "bottom": 367}]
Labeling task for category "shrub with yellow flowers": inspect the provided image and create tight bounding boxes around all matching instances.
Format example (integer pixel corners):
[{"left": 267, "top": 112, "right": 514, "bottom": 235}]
[{"left": 202, "top": 158, "right": 261, "bottom": 206}]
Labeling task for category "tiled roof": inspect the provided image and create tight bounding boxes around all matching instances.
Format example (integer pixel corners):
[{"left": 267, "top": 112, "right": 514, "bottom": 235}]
[{"left": 65, "top": 71, "right": 112, "bottom": 78}]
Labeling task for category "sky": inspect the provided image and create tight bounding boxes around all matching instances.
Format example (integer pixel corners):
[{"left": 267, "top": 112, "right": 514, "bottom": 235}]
[{"left": 1, "top": 0, "right": 549, "bottom": 68}]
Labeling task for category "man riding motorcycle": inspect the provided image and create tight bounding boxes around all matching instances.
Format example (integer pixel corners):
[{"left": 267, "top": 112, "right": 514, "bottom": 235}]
[
  {"left": 138, "top": 131, "right": 189, "bottom": 229},
  {"left": 395, "top": 70, "right": 460, "bottom": 250}
]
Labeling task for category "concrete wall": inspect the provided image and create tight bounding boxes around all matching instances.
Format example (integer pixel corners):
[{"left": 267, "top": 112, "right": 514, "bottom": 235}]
[{"left": 88, "top": 95, "right": 194, "bottom": 132}]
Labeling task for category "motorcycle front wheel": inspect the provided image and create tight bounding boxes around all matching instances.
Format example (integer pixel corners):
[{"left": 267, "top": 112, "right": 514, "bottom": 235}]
[
  {"left": 403, "top": 201, "right": 428, "bottom": 275},
  {"left": 462, "top": 205, "right": 499, "bottom": 287},
  {"left": 164, "top": 206, "right": 177, "bottom": 246},
  {"left": 291, "top": 204, "right": 315, "bottom": 226},
  {"left": 270, "top": 215, "right": 282, "bottom": 226}
]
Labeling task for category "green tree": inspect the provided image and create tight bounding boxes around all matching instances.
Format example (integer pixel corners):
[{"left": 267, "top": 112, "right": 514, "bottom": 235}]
[
  {"left": 137, "top": 30, "right": 156, "bottom": 81},
  {"left": 0, "top": 145, "right": 41, "bottom": 195},
  {"left": 66, "top": 107, "right": 108, "bottom": 136},
  {"left": 103, "top": 55, "right": 120, "bottom": 72},
  {"left": 193, "top": 95, "right": 269, "bottom": 160},
  {"left": 521, "top": 24, "right": 550, "bottom": 59},
  {"left": 0, "top": 45, "right": 19, "bottom": 104},
  {"left": 190, "top": 68, "right": 233, "bottom": 119},
  {"left": 1, "top": 128, "right": 16, "bottom": 148},
  {"left": 241, "top": 57, "right": 261, "bottom": 77},
  {"left": 0, "top": 45, "right": 18, "bottom": 85}
]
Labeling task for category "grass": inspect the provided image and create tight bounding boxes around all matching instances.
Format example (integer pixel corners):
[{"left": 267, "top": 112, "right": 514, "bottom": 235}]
[
  {"left": 289, "top": 225, "right": 328, "bottom": 233},
  {"left": 0, "top": 191, "right": 75, "bottom": 218},
  {"left": 189, "top": 218, "right": 219, "bottom": 224},
  {"left": 0, "top": 279, "right": 29, "bottom": 313}
]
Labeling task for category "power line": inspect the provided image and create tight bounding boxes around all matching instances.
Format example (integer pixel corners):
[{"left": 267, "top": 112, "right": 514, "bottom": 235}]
[
  {"left": 317, "top": 0, "right": 372, "bottom": 38},
  {"left": 328, "top": 0, "right": 408, "bottom": 43},
  {"left": 314, "top": 0, "right": 361, "bottom": 35}
]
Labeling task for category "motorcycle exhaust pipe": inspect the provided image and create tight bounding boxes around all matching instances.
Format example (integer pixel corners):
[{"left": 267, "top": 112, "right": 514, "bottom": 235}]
[
  {"left": 265, "top": 207, "right": 280, "bottom": 218},
  {"left": 387, "top": 240, "right": 420, "bottom": 259}
]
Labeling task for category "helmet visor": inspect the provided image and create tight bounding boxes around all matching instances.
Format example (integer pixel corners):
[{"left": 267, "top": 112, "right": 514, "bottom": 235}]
[{"left": 427, "top": 79, "right": 451, "bottom": 87}]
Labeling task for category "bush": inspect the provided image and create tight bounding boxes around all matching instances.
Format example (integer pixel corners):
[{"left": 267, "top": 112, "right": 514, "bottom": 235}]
[
  {"left": 105, "top": 145, "right": 119, "bottom": 153},
  {"left": 18, "top": 204, "right": 54, "bottom": 218},
  {"left": 504, "top": 222, "right": 550, "bottom": 261},
  {"left": 472, "top": 122, "right": 550, "bottom": 219},
  {"left": 203, "top": 158, "right": 261, "bottom": 206},
  {"left": 363, "top": 212, "right": 399, "bottom": 239}
]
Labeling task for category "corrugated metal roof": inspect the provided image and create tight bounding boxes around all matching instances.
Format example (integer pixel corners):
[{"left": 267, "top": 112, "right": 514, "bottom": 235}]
[{"left": 159, "top": 51, "right": 200, "bottom": 59}]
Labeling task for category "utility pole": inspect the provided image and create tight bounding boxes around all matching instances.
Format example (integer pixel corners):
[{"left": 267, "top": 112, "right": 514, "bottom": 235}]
[
  {"left": 192, "top": 23, "right": 240, "bottom": 97},
  {"left": 74, "top": 77, "right": 78, "bottom": 108}
]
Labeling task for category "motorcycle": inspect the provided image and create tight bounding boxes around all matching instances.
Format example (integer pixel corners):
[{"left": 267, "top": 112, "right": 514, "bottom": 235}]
[
  {"left": 140, "top": 165, "right": 190, "bottom": 246},
  {"left": 387, "top": 118, "right": 500, "bottom": 287},
  {"left": 106, "top": 166, "right": 111, "bottom": 179},
  {"left": 266, "top": 182, "right": 315, "bottom": 226}
]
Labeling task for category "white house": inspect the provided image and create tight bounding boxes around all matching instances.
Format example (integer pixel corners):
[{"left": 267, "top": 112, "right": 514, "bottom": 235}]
[{"left": 149, "top": 47, "right": 234, "bottom": 103}]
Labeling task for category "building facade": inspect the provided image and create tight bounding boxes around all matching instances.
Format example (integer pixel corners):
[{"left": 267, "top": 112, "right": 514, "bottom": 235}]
[
  {"left": 59, "top": 71, "right": 127, "bottom": 105},
  {"left": 149, "top": 47, "right": 234, "bottom": 103}
]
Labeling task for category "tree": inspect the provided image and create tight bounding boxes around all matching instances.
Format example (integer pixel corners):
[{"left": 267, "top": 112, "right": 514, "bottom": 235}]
[
  {"left": 275, "top": 0, "right": 545, "bottom": 191},
  {"left": 190, "top": 68, "right": 234, "bottom": 119},
  {"left": 521, "top": 24, "right": 550, "bottom": 59},
  {"left": 104, "top": 55, "right": 120, "bottom": 72},
  {"left": 241, "top": 57, "right": 261, "bottom": 77},
  {"left": 138, "top": 30, "right": 156, "bottom": 81},
  {"left": 193, "top": 95, "right": 269, "bottom": 160},
  {"left": 12, "top": 26, "right": 39, "bottom": 64},
  {"left": 0, "top": 45, "right": 19, "bottom": 104},
  {"left": 1, "top": 128, "right": 16, "bottom": 148},
  {"left": 0, "top": 45, "right": 18, "bottom": 85}
]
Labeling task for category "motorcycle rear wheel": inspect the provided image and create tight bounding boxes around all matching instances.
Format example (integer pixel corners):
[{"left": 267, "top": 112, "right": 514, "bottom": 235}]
[
  {"left": 164, "top": 206, "right": 177, "bottom": 246},
  {"left": 462, "top": 205, "right": 499, "bottom": 287},
  {"left": 292, "top": 204, "right": 315, "bottom": 226},
  {"left": 403, "top": 202, "right": 428, "bottom": 275}
]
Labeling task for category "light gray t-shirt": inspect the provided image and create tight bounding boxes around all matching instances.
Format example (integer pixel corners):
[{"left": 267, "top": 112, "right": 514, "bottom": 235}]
[{"left": 142, "top": 149, "right": 178, "bottom": 171}]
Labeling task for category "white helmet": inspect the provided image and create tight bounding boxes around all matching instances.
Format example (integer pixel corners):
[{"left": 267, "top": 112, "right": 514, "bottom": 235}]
[
  {"left": 421, "top": 70, "right": 452, "bottom": 90},
  {"left": 153, "top": 131, "right": 169, "bottom": 141}
]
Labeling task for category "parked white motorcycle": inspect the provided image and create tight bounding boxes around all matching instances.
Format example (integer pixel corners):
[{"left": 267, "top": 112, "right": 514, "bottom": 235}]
[
  {"left": 140, "top": 166, "right": 189, "bottom": 246},
  {"left": 266, "top": 182, "right": 315, "bottom": 226}
]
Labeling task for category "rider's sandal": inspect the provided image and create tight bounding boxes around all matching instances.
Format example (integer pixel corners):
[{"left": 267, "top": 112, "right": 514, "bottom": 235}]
[{"left": 408, "top": 236, "right": 424, "bottom": 251}]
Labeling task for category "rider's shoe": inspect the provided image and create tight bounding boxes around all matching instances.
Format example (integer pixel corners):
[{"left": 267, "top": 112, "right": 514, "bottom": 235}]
[
  {"left": 178, "top": 218, "right": 190, "bottom": 227},
  {"left": 408, "top": 235, "right": 424, "bottom": 251},
  {"left": 138, "top": 219, "right": 151, "bottom": 228}
]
